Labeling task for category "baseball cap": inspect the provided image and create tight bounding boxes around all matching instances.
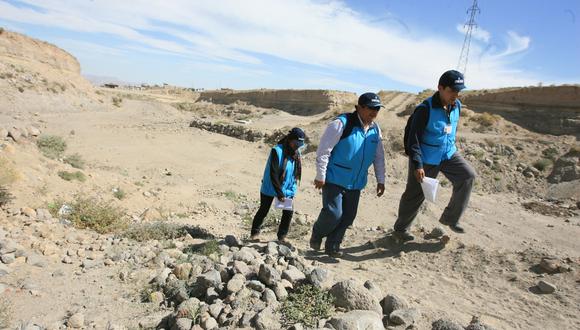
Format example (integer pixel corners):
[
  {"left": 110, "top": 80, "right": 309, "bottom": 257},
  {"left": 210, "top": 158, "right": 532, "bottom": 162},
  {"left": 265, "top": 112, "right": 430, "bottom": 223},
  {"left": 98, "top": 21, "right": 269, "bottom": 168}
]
[
  {"left": 358, "top": 92, "right": 384, "bottom": 109},
  {"left": 439, "top": 70, "right": 466, "bottom": 91},
  {"left": 289, "top": 127, "right": 305, "bottom": 141}
]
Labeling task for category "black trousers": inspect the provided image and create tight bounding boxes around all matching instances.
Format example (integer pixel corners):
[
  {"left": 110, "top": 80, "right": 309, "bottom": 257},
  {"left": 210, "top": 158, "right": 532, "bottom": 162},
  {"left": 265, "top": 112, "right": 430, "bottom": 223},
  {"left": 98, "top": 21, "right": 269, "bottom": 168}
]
[{"left": 251, "top": 193, "right": 293, "bottom": 239}]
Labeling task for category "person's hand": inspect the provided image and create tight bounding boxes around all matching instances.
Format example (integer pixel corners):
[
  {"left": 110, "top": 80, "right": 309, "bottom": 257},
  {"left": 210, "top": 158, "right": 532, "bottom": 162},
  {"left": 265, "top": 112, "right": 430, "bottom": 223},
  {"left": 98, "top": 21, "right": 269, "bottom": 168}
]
[
  {"left": 376, "top": 183, "right": 385, "bottom": 197},
  {"left": 314, "top": 180, "right": 325, "bottom": 189},
  {"left": 414, "top": 168, "right": 425, "bottom": 183}
]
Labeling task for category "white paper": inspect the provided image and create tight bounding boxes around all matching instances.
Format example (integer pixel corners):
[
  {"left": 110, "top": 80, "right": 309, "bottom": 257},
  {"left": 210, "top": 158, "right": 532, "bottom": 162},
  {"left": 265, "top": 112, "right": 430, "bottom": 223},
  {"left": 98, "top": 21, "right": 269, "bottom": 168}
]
[
  {"left": 420, "top": 177, "right": 439, "bottom": 203},
  {"left": 274, "top": 197, "right": 294, "bottom": 210}
]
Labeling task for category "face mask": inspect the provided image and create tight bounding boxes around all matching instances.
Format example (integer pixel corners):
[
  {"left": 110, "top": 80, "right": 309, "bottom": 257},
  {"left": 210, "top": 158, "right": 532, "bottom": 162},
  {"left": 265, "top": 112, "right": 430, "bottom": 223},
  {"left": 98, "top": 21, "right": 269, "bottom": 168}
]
[{"left": 297, "top": 143, "right": 307, "bottom": 154}]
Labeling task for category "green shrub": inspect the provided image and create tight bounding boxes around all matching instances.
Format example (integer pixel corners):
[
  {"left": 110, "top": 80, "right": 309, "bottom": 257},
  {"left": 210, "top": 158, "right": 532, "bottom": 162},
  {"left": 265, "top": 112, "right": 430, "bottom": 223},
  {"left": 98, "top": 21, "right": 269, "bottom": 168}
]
[
  {"left": 122, "top": 222, "right": 189, "bottom": 242},
  {"left": 60, "top": 196, "right": 127, "bottom": 234},
  {"left": 36, "top": 135, "right": 67, "bottom": 159},
  {"left": 64, "top": 153, "right": 85, "bottom": 169},
  {"left": 113, "top": 187, "right": 126, "bottom": 200},
  {"left": 281, "top": 285, "right": 334, "bottom": 328},
  {"left": 183, "top": 239, "right": 222, "bottom": 257},
  {"left": 58, "top": 170, "right": 86, "bottom": 182},
  {"left": 470, "top": 112, "right": 500, "bottom": 127},
  {"left": 533, "top": 158, "right": 553, "bottom": 172},
  {"left": 112, "top": 96, "right": 123, "bottom": 107}
]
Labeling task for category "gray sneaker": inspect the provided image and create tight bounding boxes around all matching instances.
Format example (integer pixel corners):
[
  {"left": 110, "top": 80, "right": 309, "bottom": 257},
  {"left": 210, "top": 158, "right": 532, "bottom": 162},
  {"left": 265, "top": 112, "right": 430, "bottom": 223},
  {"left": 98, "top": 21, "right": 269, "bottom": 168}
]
[{"left": 393, "top": 230, "right": 415, "bottom": 242}]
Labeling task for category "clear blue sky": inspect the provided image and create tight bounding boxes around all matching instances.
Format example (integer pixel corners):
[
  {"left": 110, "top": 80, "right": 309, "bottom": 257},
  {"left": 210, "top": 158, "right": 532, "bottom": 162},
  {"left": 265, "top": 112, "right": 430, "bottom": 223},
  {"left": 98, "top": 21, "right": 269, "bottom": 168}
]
[{"left": 1, "top": 0, "right": 578, "bottom": 93}]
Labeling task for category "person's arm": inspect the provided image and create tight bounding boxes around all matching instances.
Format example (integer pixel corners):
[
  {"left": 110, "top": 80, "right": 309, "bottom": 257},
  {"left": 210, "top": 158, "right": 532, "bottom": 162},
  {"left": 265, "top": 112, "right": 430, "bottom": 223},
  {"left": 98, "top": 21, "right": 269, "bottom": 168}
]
[
  {"left": 315, "top": 119, "right": 343, "bottom": 185},
  {"left": 373, "top": 125, "right": 386, "bottom": 197},
  {"left": 268, "top": 149, "right": 284, "bottom": 199},
  {"left": 408, "top": 105, "right": 429, "bottom": 169}
]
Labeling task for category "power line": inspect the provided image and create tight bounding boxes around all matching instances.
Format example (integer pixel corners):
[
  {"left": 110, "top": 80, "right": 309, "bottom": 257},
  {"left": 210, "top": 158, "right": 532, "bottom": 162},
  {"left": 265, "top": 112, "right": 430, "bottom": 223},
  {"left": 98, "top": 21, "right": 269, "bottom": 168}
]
[{"left": 457, "top": 0, "right": 480, "bottom": 75}]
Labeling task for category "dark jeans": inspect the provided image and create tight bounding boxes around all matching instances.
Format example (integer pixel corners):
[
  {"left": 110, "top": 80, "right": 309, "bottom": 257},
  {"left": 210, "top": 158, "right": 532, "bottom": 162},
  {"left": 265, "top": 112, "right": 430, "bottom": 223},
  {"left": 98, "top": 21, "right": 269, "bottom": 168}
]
[
  {"left": 394, "top": 153, "right": 476, "bottom": 232},
  {"left": 311, "top": 182, "right": 361, "bottom": 251},
  {"left": 251, "top": 193, "right": 293, "bottom": 239}
]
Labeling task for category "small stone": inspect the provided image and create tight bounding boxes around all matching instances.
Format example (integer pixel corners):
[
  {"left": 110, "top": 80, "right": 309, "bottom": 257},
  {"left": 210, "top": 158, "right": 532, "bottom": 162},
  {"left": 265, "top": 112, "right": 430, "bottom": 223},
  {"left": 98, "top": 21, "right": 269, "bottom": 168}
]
[
  {"left": 202, "top": 317, "right": 218, "bottom": 329},
  {"left": 67, "top": 312, "right": 85, "bottom": 328},
  {"left": 26, "top": 254, "right": 47, "bottom": 268},
  {"left": 174, "top": 318, "right": 193, "bottom": 330},
  {"left": 432, "top": 318, "right": 464, "bottom": 330},
  {"left": 539, "top": 257, "right": 561, "bottom": 274},
  {"left": 278, "top": 244, "right": 292, "bottom": 257},
  {"left": 537, "top": 280, "right": 557, "bottom": 293},
  {"left": 1, "top": 253, "right": 15, "bottom": 264},
  {"left": 62, "top": 256, "right": 73, "bottom": 264},
  {"left": 272, "top": 282, "right": 288, "bottom": 300},
  {"left": 389, "top": 308, "right": 420, "bottom": 326},
  {"left": 381, "top": 294, "right": 409, "bottom": 316},
  {"left": 21, "top": 207, "right": 37, "bottom": 218},
  {"left": 328, "top": 310, "right": 383, "bottom": 330},
  {"left": 282, "top": 265, "right": 306, "bottom": 285},
  {"left": 261, "top": 288, "right": 278, "bottom": 305},
  {"left": 224, "top": 235, "right": 242, "bottom": 247},
  {"left": 140, "top": 207, "right": 162, "bottom": 221},
  {"left": 0, "top": 263, "right": 11, "bottom": 276},
  {"left": 430, "top": 226, "right": 446, "bottom": 238},
  {"left": 227, "top": 274, "right": 245, "bottom": 293},
  {"left": 247, "top": 280, "right": 266, "bottom": 292},
  {"left": 173, "top": 263, "right": 192, "bottom": 280},
  {"left": 258, "top": 264, "right": 281, "bottom": 286}
]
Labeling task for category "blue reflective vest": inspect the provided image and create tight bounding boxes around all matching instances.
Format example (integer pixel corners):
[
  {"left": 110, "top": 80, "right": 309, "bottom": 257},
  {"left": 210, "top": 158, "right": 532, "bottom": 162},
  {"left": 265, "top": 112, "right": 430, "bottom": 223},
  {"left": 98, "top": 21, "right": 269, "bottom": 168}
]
[
  {"left": 260, "top": 144, "right": 297, "bottom": 198},
  {"left": 420, "top": 97, "right": 461, "bottom": 165},
  {"left": 326, "top": 113, "right": 379, "bottom": 190}
]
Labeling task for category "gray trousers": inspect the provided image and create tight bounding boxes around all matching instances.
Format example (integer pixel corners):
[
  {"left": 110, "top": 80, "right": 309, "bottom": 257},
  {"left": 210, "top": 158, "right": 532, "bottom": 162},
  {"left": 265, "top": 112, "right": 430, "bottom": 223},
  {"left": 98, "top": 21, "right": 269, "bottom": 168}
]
[{"left": 394, "top": 153, "right": 476, "bottom": 232}]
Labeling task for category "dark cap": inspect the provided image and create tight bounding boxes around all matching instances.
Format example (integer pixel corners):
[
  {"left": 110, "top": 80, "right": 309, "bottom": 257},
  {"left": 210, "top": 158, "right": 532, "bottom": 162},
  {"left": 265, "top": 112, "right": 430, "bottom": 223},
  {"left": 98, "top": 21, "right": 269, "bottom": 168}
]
[
  {"left": 288, "top": 127, "right": 305, "bottom": 141},
  {"left": 438, "top": 70, "right": 466, "bottom": 91},
  {"left": 358, "top": 92, "right": 384, "bottom": 109}
]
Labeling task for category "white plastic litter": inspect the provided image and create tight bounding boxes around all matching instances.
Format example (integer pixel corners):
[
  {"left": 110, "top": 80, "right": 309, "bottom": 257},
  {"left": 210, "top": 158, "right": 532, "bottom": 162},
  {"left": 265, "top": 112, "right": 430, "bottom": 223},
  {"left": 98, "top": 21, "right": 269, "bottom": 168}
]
[
  {"left": 420, "top": 177, "right": 439, "bottom": 203},
  {"left": 274, "top": 197, "right": 294, "bottom": 211}
]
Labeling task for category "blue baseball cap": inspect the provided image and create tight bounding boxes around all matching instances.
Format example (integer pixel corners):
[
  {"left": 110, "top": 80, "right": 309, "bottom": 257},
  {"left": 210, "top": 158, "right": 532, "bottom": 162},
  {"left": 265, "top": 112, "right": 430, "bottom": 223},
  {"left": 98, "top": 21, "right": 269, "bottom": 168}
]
[
  {"left": 439, "top": 70, "right": 466, "bottom": 91},
  {"left": 289, "top": 127, "right": 305, "bottom": 141},
  {"left": 358, "top": 92, "right": 384, "bottom": 109}
]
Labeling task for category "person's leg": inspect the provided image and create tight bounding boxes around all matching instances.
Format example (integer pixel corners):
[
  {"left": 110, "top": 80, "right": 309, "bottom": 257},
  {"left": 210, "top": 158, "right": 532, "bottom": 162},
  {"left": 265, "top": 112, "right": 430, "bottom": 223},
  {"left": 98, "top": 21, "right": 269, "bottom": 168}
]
[
  {"left": 394, "top": 158, "right": 440, "bottom": 233},
  {"left": 251, "top": 193, "right": 274, "bottom": 236},
  {"left": 310, "top": 183, "right": 344, "bottom": 247},
  {"left": 439, "top": 153, "right": 476, "bottom": 228},
  {"left": 325, "top": 188, "right": 361, "bottom": 252},
  {"left": 277, "top": 210, "right": 293, "bottom": 240}
]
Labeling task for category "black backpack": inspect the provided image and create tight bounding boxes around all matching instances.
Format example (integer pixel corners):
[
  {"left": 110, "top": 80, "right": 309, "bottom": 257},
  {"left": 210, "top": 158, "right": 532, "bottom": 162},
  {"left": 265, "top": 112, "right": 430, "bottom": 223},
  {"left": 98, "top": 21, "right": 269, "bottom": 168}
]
[{"left": 403, "top": 100, "right": 430, "bottom": 156}]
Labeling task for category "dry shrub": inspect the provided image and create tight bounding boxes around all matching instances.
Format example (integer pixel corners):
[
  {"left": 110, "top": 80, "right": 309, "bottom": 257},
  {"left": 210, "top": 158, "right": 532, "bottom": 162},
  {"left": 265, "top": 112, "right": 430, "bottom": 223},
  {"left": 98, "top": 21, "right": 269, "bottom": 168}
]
[{"left": 0, "top": 157, "right": 19, "bottom": 185}]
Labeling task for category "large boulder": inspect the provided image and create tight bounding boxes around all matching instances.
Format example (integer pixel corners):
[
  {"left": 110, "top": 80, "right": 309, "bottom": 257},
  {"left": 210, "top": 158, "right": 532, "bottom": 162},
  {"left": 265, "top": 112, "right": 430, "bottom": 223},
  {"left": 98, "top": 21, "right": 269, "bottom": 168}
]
[
  {"left": 329, "top": 279, "right": 382, "bottom": 315},
  {"left": 432, "top": 318, "right": 465, "bottom": 330},
  {"left": 327, "top": 310, "right": 383, "bottom": 330}
]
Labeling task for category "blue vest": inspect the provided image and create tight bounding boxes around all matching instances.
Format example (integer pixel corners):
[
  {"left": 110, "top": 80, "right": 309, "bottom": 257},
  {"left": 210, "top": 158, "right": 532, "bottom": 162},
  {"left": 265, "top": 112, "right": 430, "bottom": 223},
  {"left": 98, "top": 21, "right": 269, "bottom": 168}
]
[
  {"left": 420, "top": 97, "right": 460, "bottom": 165},
  {"left": 260, "top": 144, "right": 297, "bottom": 198},
  {"left": 326, "top": 113, "right": 379, "bottom": 190}
]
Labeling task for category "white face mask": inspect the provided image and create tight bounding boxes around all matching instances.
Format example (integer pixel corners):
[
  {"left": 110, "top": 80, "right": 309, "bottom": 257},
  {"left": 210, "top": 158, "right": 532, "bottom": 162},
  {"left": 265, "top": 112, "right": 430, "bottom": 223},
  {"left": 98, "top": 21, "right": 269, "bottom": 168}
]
[{"left": 297, "top": 144, "right": 307, "bottom": 154}]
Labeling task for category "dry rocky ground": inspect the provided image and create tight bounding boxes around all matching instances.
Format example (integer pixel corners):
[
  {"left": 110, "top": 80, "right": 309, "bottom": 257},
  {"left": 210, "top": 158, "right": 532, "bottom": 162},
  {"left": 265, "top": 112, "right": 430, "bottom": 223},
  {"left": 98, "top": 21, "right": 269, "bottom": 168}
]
[{"left": 0, "top": 29, "right": 579, "bottom": 330}]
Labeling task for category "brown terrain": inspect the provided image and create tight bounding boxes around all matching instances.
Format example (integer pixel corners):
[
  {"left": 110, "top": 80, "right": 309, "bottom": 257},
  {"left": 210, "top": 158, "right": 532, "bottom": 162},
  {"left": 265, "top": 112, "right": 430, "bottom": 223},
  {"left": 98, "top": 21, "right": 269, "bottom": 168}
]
[{"left": 1, "top": 30, "right": 579, "bottom": 330}]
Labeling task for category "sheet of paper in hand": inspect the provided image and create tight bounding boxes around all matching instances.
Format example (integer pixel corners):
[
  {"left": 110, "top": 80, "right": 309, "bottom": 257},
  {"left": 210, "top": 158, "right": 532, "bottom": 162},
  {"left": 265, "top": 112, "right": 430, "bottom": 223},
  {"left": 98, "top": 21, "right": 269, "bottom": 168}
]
[
  {"left": 274, "top": 197, "right": 294, "bottom": 210},
  {"left": 420, "top": 177, "right": 439, "bottom": 203}
]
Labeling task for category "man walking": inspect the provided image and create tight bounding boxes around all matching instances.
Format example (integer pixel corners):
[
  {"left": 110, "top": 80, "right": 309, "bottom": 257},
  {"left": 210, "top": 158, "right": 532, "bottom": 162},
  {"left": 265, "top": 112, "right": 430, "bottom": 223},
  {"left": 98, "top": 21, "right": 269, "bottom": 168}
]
[
  {"left": 394, "top": 70, "right": 476, "bottom": 242},
  {"left": 310, "top": 92, "right": 386, "bottom": 257}
]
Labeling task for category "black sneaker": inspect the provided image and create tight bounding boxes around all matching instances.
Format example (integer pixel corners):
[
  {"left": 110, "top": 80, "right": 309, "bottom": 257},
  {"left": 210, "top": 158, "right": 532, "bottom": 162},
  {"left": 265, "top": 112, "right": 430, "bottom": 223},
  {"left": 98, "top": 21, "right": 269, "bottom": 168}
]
[
  {"left": 439, "top": 220, "right": 466, "bottom": 234},
  {"left": 393, "top": 230, "right": 415, "bottom": 242},
  {"left": 309, "top": 237, "right": 321, "bottom": 251},
  {"left": 325, "top": 248, "right": 343, "bottom": 258}
]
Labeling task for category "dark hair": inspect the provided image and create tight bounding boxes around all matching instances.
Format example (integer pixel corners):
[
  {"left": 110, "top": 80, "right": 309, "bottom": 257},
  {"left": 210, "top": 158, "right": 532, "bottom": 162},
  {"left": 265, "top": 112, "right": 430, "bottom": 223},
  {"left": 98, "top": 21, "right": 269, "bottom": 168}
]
[{"left": 277, "top": 129, "right": 304, "bottom": 182}]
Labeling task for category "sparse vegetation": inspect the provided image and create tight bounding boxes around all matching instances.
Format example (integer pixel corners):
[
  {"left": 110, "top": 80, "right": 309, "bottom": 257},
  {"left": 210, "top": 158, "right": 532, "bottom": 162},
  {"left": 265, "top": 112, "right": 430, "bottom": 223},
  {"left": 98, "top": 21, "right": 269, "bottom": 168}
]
[
  {"left": 122, "top": 222, "right": 189, "bottom": 242},
  {"left": 58, "top": 170, "right": 86, "bottom": 182},
  {"left": 0, "top": 157, "right": 19, "bottom": 185},
  {"left": 113, "top": 187, "right": 126, "bottom": 200},
  {"left": 183, "top": 239, "right": 222, "bottom": 257},
  {"left": 0, "top": 185, "right": 13, "bottom": 208},
  {"left": 57, "top": 196, "right": 127, "bottom": 234},
  {"left": 112, "top": 96, "right": 123, "bottom": 107},
  {"left": 281, "top": 284, "right": 334, "bottom": 328},
  {"left": 533, "top": 158, "right": 553, "bottom": 172},
  {"left": 221, "top": 190, "right": 243, "bottom": 202},
  {"left": 64, "top": 153, "right": 85, "bottom": 169},
  {"left": 0, "top": 295, "right": 12, "bottom": 329},
  {"left": 542, "top": 147, "right": 559, "bottom": 160},
  {"left": 36, "top": 135, "right": 67, "bottom": 159},
  {"left": 470, "top": 112, "right": 500, "bottom": 127},
  {"left": 242, "top": 211, "right": 279, "bottom": 231}
]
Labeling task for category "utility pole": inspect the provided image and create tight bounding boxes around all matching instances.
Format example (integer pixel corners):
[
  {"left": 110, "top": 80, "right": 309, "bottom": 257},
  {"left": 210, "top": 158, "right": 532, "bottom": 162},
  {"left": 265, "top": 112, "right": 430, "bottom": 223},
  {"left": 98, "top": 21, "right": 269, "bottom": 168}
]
[{"left": 457, "top": 0, "right": 480, "bottom": 75}]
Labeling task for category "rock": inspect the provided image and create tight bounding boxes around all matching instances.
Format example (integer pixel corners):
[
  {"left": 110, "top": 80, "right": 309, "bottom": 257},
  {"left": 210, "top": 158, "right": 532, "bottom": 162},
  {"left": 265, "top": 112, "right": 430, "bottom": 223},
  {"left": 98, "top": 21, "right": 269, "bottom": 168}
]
[
  {"left": 140, "top": 207, "right": 162, "bottom": 221},
  {"left": 173, "top": 318, "right": 193, "bottom": 330},
  {"left": 327, "top": 310, "right": 383, "bottom": 330},
  {"left": 389, "top": 308, "right": 420, "bottom": 326},
  {"left": 484, "top": 158, "right": 493, "bottom": 167},
  {"left": 282, "top": 265, "right": 306, "bottom": 285},
  {"left": 21, "top": 207, "right": 37, "bottom": 218},
  {"left": 224, "top": 235, "right": 242, "bottom": 247},
  {"left": 233, "top": 260, "right": 251, "bottom": 277},
  {"left": 381, "top": 294, "right": 409, "bottom": 316},
  {"left": 262, "top": 288, "right": 278, "bottom": 305},
  {"left": 363, "top": 280, "right": 382, "bottom": 301},
  {"left": 258, "top": 264, "right": 281, "bottom": 286},
  {"left": 227, "top": 273, "right": 245, "bottom": 293},
  {"left": 147, "top": 291, "right": 164, "bottom": 304},
  {"left": 307, "top": 267, "right": 333, "bottom": 289},
  {"left": 239, "top": 311, "right": 255, "bottom": 327},
  {"left": 233, "top": 249, "right": 255, "bottom": 263},
  {"left": 539, "top": 257, "right": 561, "bottom": 274},
  {"left": 272, "top": 282, "right": 288, "bottom": 300},
  {"left": 253, "top": 307, "right": 281, "bottom": 330},
  {"left": 82, "top": 259, "right": 102, "bottom": 269},
  {"left": 208, "top": 302, "right": 224, "bottom": 319},
  {"left": 154, "top": 268, "right": 172, "bottom": 286},
  {"left": 329, "top": 279, "right": 382, "bottom": 315},
  {"left": 278, "top": 244, "right": 293, "bottom": 258},
  {"left": 202, "top": 316, "right": 218, "bottom": 329},
  {"left": 35, "top": 208, "right": 52, "bottom": 221},
  {"left": 465, "top": 316, "right": 498, "bottom": 330},
  {"left": 7, "top": 128, "right": 22, "bottom": 143},
  {"left": 537, "top": 280, "right": 557, "bottom": 293},
  {"left": 198, "top": 269, "right": 222, "bottom": 290},
  {"left": 67, "top": 312, "right": 85, "bottom": 328},
  {"left": 26, "top": 254, "right": 47, "bottom": 268},
  {"left": 247, "top": 280, "right": 266, "bottom": 292},
  {"left": 432, "top": 318, "right": 464, "bottom": 330},
  {"left": 173, "top": 263, "right": 192, "bottom": 280},
  {"left": 0, "top": 263, "right": 11, "bottom": 276},
  {"left": 430, "top": 226, "right": 446, "bottom": 238},
  {"left": 1, "top": 253, "right": 15, "bottom": 264},
  {"left": 62, "top": 256, "right": 73, "bottom": 264},
  {"left": 265, "top": 242, "right": 279, "bottom": 256},
  {"left": 176, "top": 298, "right": 201, "bottom": 319}
]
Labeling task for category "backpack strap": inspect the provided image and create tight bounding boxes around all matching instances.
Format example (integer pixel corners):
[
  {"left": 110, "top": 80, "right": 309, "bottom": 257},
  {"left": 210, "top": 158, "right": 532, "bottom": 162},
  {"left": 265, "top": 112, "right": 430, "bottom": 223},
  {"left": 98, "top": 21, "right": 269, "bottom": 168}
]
[{"left": 339, "top": 111, "right": 361, "bottom": 140}]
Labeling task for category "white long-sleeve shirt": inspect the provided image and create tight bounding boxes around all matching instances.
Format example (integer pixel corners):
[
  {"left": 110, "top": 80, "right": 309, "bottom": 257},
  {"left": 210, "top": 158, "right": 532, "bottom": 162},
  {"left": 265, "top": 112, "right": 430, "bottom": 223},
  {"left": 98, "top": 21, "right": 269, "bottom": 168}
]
[{"left": 315, "top": 115, "right": 386, "bottom": 184}]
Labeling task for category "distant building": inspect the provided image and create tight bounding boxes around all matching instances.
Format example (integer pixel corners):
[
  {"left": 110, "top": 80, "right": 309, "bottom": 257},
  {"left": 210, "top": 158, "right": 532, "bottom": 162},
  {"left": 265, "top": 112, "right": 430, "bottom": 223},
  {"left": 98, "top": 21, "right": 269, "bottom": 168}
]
[{"left": 103, "top": 83, "right": 119, "bottom": 89}]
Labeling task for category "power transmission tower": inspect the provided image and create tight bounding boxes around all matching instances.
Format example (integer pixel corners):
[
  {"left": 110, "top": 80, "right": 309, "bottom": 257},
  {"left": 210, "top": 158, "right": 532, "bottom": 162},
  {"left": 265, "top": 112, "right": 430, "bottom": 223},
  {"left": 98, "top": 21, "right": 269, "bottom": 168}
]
[{"left": 457, "top": 0, "right": 480, "bottom": 75}]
